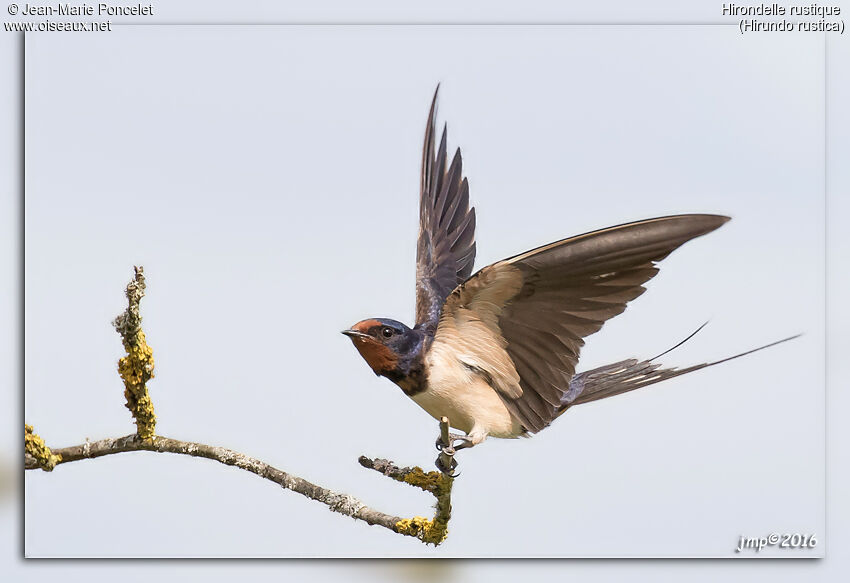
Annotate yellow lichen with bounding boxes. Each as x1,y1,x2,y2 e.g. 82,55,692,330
395,515,449,545
25,424,61,471
402,466,450,495
117,328,156,439
393,465,452,545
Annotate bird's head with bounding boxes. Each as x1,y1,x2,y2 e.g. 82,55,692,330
342,318,424,381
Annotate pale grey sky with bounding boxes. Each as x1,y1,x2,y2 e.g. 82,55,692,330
4,0,848,580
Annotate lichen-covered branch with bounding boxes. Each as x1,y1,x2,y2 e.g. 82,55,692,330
359,448,454,545
24,433,412,535
25,425,61,471
25,266,457,546
112,266,156,439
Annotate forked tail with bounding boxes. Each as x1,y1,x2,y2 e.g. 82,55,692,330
561,325,801,409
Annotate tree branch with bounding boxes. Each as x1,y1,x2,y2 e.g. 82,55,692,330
24,267,458,546
24,433,406,532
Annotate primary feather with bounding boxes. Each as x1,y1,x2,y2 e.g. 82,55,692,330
415,86,477,332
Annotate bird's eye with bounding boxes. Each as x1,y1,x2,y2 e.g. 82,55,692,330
381,327,394,338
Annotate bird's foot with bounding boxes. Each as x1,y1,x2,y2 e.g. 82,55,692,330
435,450,459,476
434,432,472,477
434,432,474,452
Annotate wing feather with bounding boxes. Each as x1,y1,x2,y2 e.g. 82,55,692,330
415,87,477,331
432,214,729,433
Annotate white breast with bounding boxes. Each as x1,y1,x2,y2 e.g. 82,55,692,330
411,341,523,442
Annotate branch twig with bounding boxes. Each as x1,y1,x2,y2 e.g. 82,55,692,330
359,417,455,544
437,415,456,474
111,266,155,439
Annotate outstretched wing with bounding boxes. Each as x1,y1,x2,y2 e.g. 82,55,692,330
415,87,476,331
431,214,729,433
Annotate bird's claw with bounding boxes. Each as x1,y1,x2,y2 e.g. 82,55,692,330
435,432,473,452
435,448,459,477
435,430,471,476
435,436,447,452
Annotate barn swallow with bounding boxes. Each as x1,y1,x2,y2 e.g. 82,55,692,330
343,88,796,473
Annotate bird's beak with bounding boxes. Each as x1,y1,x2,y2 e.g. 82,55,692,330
341,329,370,339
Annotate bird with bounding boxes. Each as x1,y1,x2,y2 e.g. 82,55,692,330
343,87,796,473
